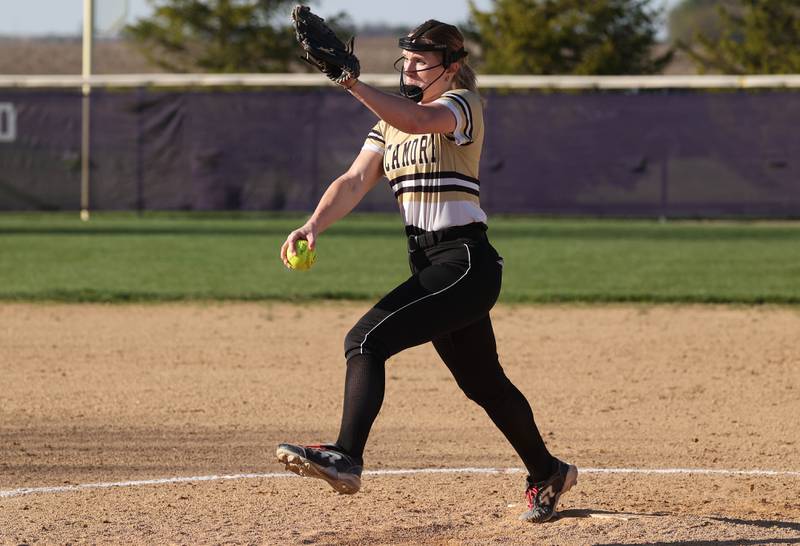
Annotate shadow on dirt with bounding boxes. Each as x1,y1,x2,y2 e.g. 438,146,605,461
558,508,670,520
709,516,800,533
592,514,800,546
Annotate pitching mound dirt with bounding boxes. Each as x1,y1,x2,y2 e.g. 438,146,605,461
1,303,798,544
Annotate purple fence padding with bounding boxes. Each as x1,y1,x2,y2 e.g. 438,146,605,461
0,88,797,215
0,90,82,210
482,92,799,215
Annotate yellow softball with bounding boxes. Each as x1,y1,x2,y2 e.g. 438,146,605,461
287,240,316,271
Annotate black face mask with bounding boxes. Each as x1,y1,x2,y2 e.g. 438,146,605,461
393,56,448,103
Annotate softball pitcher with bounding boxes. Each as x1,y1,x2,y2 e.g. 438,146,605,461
277,7,577,523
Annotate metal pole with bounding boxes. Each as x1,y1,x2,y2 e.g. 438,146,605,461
80,0,93,221
136,87,144,215
659,154,669,223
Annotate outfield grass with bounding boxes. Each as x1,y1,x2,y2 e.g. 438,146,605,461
0,212,798,304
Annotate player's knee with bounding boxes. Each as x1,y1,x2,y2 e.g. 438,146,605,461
344,325,387,361
344,327,362,359
460,375,513,408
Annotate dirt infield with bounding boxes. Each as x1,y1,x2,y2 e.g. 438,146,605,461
1,302,799,545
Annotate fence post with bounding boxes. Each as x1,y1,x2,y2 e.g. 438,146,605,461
135,87,144,215
659,153,669,223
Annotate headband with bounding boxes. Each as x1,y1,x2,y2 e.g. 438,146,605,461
398,20,468,68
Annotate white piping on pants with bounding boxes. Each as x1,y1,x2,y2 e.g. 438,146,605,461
360,243,472,355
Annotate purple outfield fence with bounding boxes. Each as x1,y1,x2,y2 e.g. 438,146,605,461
0,88,797,216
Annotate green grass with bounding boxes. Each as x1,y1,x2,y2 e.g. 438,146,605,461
1,212,798,304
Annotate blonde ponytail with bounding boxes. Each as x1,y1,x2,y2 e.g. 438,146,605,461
453,60,478,93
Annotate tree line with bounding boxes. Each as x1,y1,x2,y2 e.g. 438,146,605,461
125,0,800,75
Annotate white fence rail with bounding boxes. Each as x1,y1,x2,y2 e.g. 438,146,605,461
1,73,800,89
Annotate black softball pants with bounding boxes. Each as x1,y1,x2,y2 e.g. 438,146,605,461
336,225,554,481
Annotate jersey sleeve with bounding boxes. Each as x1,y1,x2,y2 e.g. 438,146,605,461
362,121,385,155
434,89,480,146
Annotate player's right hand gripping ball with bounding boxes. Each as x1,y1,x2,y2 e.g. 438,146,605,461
288,240,316,271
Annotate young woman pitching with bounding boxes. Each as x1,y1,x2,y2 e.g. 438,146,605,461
278,11,577,523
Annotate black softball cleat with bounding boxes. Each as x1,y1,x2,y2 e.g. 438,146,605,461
276,442,363,494
519,458,579,523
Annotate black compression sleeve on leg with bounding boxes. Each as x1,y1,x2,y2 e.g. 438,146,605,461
432,318,555,482
481,380,555,482
335,353,385,461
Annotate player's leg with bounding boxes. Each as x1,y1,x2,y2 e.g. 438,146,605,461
432,316,578,523
278,240,498,493
335,241,501,460
431,315,554,479
278,264,459,495
332,351,384,466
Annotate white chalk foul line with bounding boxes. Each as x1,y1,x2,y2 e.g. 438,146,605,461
1,466,799,499
0,473,291,499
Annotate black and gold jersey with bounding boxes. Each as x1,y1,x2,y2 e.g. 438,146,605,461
362,89,486,232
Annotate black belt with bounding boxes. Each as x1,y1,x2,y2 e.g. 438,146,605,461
406,222,488,252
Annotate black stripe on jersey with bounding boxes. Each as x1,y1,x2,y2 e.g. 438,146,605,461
443,132,473,145
451,94,473,141
367,131,385,144
441,133,473,145
443,92,473,141
389,170,480,188
394,184,480,198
